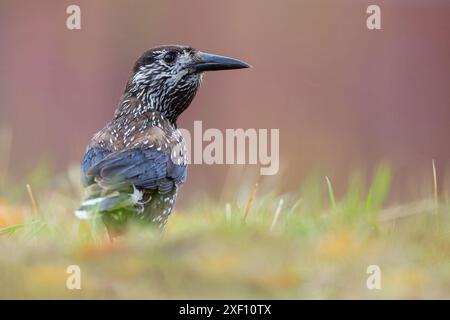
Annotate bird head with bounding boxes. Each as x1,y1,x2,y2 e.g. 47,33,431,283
121,45,250,123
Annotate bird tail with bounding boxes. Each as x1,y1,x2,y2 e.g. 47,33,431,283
75,184,146,220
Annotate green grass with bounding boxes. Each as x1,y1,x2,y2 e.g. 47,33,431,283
0,164,449,299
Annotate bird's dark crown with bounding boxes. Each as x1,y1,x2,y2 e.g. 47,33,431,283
131,45,195,73
114,45,250,124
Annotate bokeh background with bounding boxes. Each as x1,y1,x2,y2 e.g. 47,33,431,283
1,0,450,203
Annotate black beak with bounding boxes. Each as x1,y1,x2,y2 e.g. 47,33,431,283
192,51,251,72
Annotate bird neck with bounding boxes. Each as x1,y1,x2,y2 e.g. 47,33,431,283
113,71,202,125
113,90,182,125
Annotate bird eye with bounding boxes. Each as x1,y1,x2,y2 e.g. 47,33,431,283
163,51,177,64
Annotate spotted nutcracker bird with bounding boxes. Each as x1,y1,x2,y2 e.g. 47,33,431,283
76,45,249,235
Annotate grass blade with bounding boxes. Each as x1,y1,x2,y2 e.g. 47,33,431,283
0,223,25,236
432,159,438,215
325,176,337,212
270,199,284,232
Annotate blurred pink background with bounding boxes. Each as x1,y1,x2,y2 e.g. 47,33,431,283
1,0,450,201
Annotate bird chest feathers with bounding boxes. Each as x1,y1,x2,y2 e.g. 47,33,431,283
92,111,187,167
